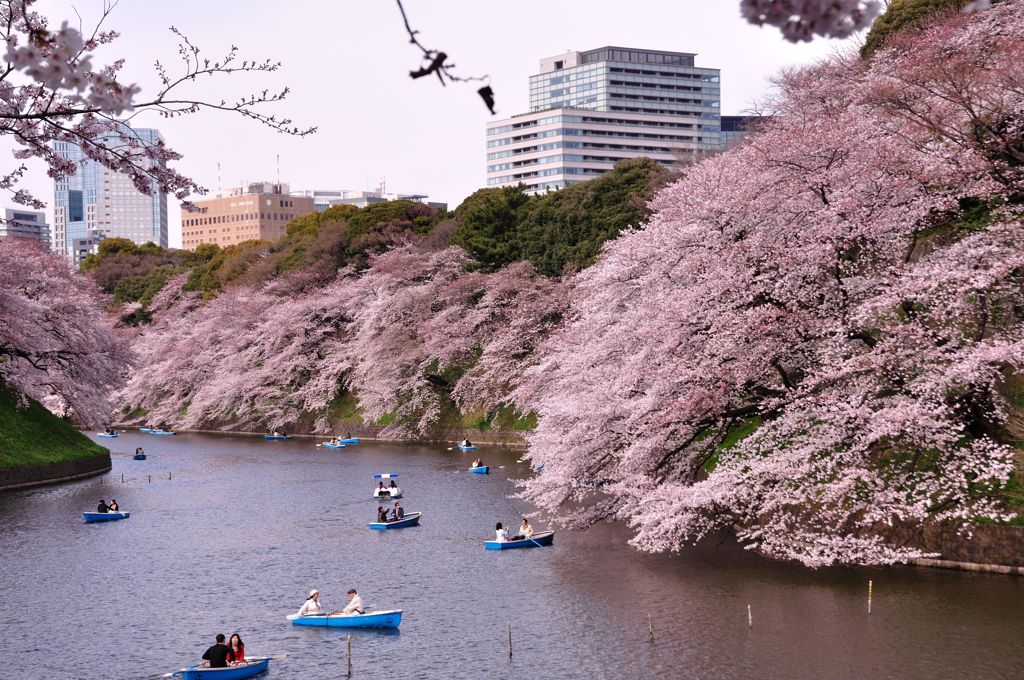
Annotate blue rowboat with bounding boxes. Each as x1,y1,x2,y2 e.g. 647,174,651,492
369,511,421,530
148,430,176,436
468,466,489,474
133,453,147,460
264,434,290,440
83,511,130,523
484,530,555,550
97,432,118,438
339,437,359,444
321,442,346,449
288,610,402,629
139,427,154,433
458,445,477,451
173,655,272,679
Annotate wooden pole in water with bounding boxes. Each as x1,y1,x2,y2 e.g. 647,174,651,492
748,604,752,628
508,621,512,660
648,612,654,641
148,474,151,483
346,634,352,678
169,472,172,480
121,473,124,483
868,580,873,615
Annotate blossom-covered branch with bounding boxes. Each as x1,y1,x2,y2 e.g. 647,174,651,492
0,0,314,209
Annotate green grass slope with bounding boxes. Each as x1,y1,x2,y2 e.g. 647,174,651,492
0,383,108,469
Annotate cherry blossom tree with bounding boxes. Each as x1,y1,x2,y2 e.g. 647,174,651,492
1,0,313,210
117,244,566,435
0,238,130,425
515,1,1024,567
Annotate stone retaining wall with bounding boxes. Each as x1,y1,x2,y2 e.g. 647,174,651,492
0,453,111,492
876,520,1024,571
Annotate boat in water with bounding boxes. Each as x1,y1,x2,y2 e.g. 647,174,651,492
321,441,346,449
484,530,555,550
372,473,402,499
263,434,290,441
338,437,359,444
468,465,489,474
171,655,272,679
369,511,421,530
97,431,118,438
457,444,477,451
287,610,403,629
83,511,130,523
146,429,176,436
133,453,147,461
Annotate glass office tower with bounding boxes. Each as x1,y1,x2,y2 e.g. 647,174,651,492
52,123,168,262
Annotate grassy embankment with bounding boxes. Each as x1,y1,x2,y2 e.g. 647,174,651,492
0,383,108,469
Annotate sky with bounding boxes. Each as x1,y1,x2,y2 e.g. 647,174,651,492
4,0,860,248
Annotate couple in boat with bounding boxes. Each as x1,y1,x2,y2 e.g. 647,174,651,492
201,633,245,668
376,501,405,523
326,432,354,446
297,588,364,617
495,518,534,542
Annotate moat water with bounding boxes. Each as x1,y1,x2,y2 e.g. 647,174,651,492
0,432,1021,679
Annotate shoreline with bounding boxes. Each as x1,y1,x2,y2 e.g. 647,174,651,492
111,424,530,448
0,453,112,492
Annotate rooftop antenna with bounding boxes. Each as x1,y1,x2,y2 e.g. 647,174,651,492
276,154,280,186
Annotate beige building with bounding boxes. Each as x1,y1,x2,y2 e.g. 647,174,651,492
181,182,314,250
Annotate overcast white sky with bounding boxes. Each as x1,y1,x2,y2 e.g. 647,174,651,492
4,0,860,247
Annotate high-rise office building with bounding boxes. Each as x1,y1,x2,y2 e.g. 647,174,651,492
1,208,50,244
52,123,168,261
486,46,721,193
180,182,314,251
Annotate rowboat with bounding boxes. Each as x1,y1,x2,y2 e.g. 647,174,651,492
133,453,147,460
148,429,176,436
97,432,118,438
372,473,402,499
369,511,421,530
458,444,477,451
287,610,403,629
83,511,130,523
264,434,290,440
338,437,359,444
139,427,154,433
172,655,272,679
469,465,489,474
484,530,555,550
321,442,346,449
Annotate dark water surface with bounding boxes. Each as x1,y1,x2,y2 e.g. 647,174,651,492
0,432,1022,680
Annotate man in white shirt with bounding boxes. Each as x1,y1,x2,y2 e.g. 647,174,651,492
342,589,364,615
297,589,322,616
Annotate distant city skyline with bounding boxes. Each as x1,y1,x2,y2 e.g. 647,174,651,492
2,0,857,248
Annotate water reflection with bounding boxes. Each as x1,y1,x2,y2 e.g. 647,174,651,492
0,432,1021,679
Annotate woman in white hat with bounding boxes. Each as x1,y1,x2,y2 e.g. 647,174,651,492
297,589,322,616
